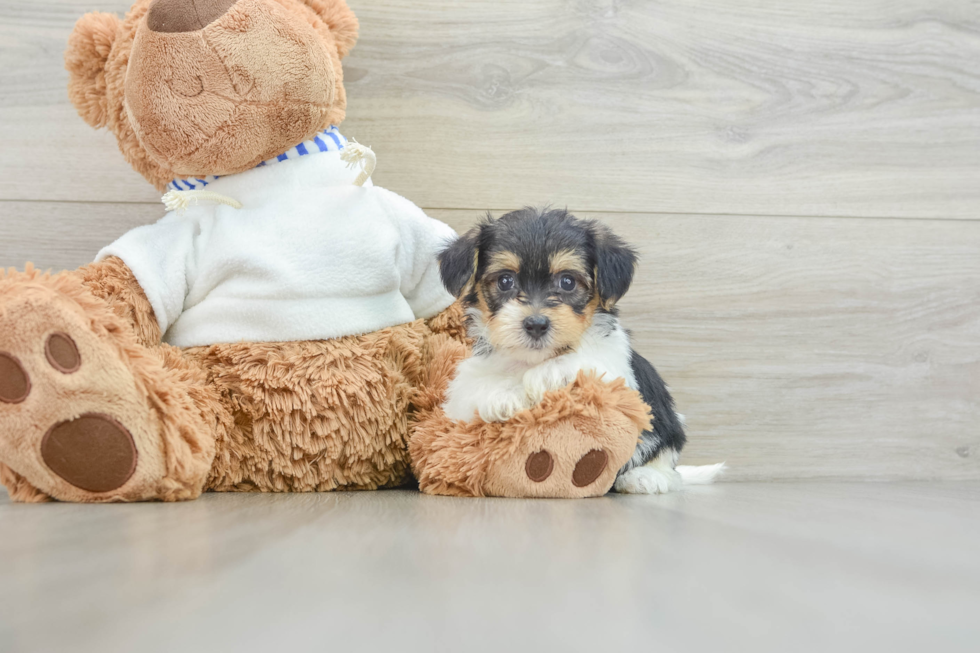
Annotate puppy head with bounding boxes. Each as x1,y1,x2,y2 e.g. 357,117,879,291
439,207,637,363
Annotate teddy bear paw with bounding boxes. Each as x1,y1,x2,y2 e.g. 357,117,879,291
0,279,169,501
523,448,610,487
481,443,617,498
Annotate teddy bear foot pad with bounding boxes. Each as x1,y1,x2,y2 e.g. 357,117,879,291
1,322,140,494
0,276,203,502
524,448,608,487
1,340,138,493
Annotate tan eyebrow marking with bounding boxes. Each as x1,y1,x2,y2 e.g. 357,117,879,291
486,251,521,275
549,249,588,276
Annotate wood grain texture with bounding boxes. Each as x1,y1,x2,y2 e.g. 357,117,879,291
3,200,978,481
0,201,155,272
1,484,979,653
1,0,979,217
435,209,980,481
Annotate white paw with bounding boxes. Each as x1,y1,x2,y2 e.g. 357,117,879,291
478,388,531,422
614,465,682,495
523,359,576,404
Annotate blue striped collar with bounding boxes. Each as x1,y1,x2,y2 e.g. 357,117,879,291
167,126,348,192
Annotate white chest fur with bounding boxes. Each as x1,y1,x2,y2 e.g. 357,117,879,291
442,314,637,423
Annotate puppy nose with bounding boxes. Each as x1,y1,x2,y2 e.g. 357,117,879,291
147,0,238,33
523,315,551,339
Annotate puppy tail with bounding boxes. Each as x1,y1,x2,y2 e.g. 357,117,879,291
677,463,726,485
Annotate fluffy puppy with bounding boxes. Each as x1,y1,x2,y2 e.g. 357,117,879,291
438,207,723,494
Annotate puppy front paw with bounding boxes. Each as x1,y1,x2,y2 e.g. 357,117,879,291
523,358,578,405
478,388,531,422
523,359,576,404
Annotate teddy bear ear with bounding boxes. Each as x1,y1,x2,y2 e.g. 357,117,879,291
65,12,121,129
303,0,359,59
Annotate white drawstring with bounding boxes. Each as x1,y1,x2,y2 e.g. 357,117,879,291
162,141,376,211
339,140,376,187
162,189,243,212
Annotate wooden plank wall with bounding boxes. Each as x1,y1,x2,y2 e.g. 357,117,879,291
1,0,978,480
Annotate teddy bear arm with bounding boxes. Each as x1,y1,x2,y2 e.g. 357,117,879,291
77,256,162,347
424,301,468,343
411,372,653,498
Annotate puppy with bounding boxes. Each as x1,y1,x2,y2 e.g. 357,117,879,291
438,207,723,494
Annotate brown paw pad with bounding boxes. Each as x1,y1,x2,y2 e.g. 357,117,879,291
0,352,31,404
572,449,608,488
525,450,554,483
41,414,137,493
45,333,81,374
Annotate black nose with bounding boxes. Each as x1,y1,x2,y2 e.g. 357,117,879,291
523,315,551,339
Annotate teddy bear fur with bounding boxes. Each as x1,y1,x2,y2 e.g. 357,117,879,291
0,258,466,502
0,0,649,502
410,332,652,498
65,0,358,191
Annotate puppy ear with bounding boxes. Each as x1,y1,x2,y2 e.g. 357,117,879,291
65,12,121,129
593,224,637,306
302,0,359,59
439,227,481,298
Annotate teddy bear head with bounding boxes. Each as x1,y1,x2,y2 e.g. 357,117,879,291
65,0,358,191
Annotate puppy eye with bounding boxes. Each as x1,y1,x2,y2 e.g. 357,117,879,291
497,273,515,291
559,274,576,291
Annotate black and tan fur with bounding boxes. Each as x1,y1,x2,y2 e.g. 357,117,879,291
439,207,688,484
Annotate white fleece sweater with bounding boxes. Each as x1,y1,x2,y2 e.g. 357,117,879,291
97,137,456,348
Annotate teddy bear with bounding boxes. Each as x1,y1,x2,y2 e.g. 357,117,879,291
0,0,650,503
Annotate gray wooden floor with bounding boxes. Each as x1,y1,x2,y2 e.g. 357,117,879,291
1,2,979,650
1,484,978,653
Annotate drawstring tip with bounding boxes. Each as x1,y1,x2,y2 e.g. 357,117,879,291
339,140,377,187
162,189,243,212
162,190,190,212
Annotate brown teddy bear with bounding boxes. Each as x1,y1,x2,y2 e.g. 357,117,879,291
0,0,649,503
